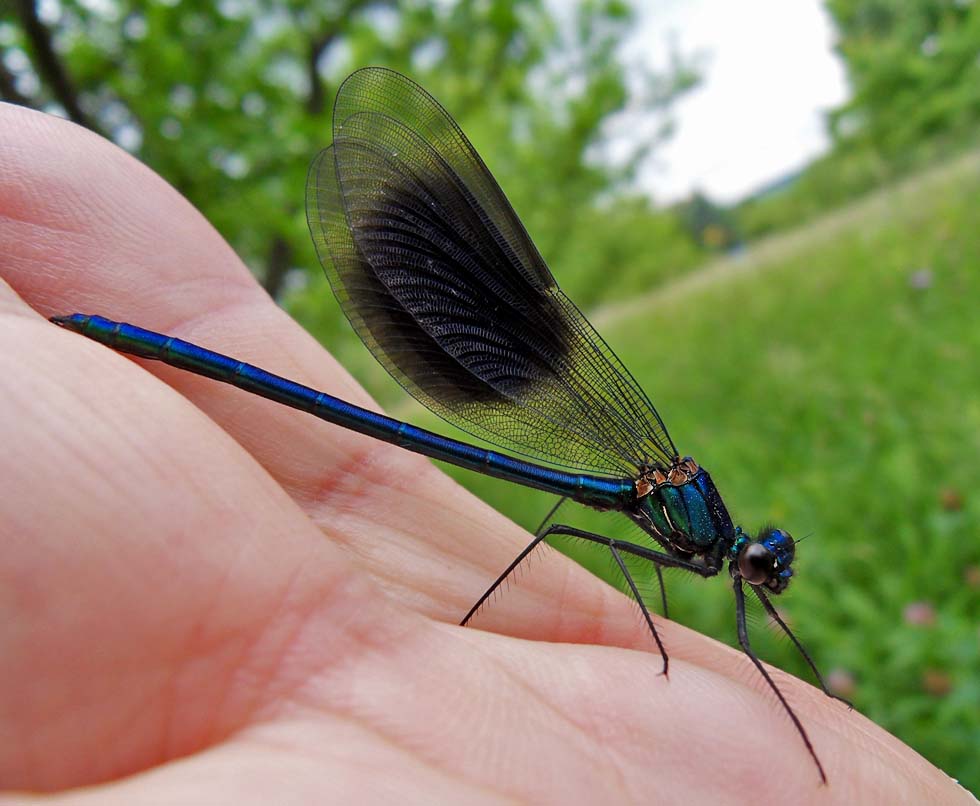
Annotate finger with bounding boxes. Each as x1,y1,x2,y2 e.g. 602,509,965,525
0,103,638,638
6,621,967,804
473,628,966,803
0,284,392,789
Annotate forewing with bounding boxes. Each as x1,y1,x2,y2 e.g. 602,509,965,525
306,67,676,475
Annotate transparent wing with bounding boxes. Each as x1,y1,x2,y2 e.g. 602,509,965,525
306,67,676,475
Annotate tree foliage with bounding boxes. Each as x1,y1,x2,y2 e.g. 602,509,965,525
827,0,980,158
1,0,701,328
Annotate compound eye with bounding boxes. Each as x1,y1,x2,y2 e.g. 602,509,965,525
738,542,774,585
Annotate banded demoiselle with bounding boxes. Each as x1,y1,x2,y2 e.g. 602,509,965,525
52,67,845,783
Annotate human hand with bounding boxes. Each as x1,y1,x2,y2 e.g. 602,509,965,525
0,103,970,804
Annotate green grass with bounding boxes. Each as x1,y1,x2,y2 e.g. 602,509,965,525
593,165,980,790
294,155,980,791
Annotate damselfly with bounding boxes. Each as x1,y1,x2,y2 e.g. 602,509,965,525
53,67,844,783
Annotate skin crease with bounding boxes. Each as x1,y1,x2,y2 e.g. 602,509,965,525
0,102,972,806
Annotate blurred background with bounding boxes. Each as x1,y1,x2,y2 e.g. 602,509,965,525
3,0,978,792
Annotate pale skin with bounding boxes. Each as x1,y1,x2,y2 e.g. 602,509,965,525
0,102,971,805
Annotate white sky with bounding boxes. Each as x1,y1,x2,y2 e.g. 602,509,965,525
619,0,850,203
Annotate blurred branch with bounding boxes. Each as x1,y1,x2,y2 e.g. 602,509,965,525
306,0,392,115
307,31,338,116
0,52,34,107
263,234,293,300
293,0,392,299
14,0,102,133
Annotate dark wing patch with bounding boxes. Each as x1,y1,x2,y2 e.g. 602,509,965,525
306,67,676,474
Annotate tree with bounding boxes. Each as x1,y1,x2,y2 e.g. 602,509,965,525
1,0,697,313
826,0,980,159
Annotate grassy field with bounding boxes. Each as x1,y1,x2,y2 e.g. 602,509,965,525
298,153,980,791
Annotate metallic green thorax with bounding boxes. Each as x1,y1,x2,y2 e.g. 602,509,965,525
634,464,736,564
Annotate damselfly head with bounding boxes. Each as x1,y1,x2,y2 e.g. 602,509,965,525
733,526,796,594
